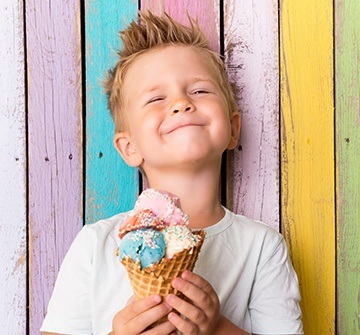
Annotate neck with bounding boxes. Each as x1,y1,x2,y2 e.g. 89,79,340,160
145,164,225,229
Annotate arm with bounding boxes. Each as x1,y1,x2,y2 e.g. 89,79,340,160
212,315,250,335
213,317,299,335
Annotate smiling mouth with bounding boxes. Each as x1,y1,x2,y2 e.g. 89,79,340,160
166,123,203,134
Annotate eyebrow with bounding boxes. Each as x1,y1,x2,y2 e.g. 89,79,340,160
190,76,215,85
138,76,216,100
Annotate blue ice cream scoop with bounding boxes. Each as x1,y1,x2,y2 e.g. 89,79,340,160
119,228,166,269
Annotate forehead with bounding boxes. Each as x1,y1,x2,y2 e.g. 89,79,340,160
122,45,219,93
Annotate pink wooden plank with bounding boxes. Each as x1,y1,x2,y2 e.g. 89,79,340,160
224,0,280,230
26,1,83,333
141,0,220,52
0,0,26,333
140,1,221,193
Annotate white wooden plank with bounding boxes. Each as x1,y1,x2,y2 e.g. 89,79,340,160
0,0,27,334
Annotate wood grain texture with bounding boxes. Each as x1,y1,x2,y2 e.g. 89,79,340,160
141,0,220,52
224,0,280,230
335,0,360,332
85,0,139,224
0,0,26,333
280,0,335,333
139,0,220,193
26,1,83,333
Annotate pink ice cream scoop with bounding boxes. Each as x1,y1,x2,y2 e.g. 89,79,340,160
118,189,189,238
134,189,189,226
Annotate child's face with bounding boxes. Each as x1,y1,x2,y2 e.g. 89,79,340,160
115,45,239,174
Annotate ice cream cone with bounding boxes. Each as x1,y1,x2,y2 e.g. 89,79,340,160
121,229,206,300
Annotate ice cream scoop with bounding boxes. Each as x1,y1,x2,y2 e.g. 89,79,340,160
162,225,199,258
134,188,189,226
119,189,189,239
119,228,166,269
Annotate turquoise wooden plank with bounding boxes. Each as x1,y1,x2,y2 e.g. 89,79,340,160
0,0,26,333
26,0,83,333
85,0,139,224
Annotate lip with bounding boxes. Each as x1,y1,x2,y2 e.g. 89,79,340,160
162,119,207,134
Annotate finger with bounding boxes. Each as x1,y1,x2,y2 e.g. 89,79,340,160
126,295,136,306
142,319,176,335
123,295,162,321
168,311,199,335
181,271,215,296
171,276,214,310
114,301,172,334
129,302,173,332
166,293,207,324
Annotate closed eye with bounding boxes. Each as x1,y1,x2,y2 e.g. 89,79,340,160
192,89,210,95
147,96,165,104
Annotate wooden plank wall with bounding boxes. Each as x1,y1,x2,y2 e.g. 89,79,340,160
280,1,336,333
335,0,360,333
25,0,83,333
0,0,359,334
0,0,27,333
85,0,139,224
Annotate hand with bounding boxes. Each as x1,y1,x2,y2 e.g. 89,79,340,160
111,295,176,335
165,271,220,335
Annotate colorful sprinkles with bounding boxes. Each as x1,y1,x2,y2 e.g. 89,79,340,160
118,189,200,268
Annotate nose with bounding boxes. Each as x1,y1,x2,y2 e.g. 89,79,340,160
171,98,195,114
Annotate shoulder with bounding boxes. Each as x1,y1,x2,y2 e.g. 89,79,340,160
84,211,131,237
204,208,286,263
67,211,131,256
206,207,283,244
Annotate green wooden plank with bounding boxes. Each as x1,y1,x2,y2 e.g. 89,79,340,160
335,0,360,333
85,0,139,224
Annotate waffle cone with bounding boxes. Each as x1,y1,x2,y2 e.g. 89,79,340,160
121,229,206,300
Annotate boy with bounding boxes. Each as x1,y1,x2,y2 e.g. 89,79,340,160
41,11,303,335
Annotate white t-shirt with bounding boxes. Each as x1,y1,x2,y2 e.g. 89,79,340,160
41,208,303,335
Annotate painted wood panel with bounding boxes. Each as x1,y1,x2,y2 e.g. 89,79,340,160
280,1,335,334
25,1,83,333
2,0,360,333
335,0,360,332
141,0,220,53
223,0,279,230
0,1,27,334
85,0,139,224
140,0,220,193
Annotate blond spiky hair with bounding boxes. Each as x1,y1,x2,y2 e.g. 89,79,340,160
104,10,238,132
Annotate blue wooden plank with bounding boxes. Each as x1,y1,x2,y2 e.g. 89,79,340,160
85,0,139,224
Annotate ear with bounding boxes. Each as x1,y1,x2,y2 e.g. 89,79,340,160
227,112,241,150
113,132,143,167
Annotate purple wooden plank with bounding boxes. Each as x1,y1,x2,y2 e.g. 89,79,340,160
224,0,280,230
26,1,83,333
0,0,26,333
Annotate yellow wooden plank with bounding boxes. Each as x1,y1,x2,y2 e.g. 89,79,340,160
280,1,335,334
